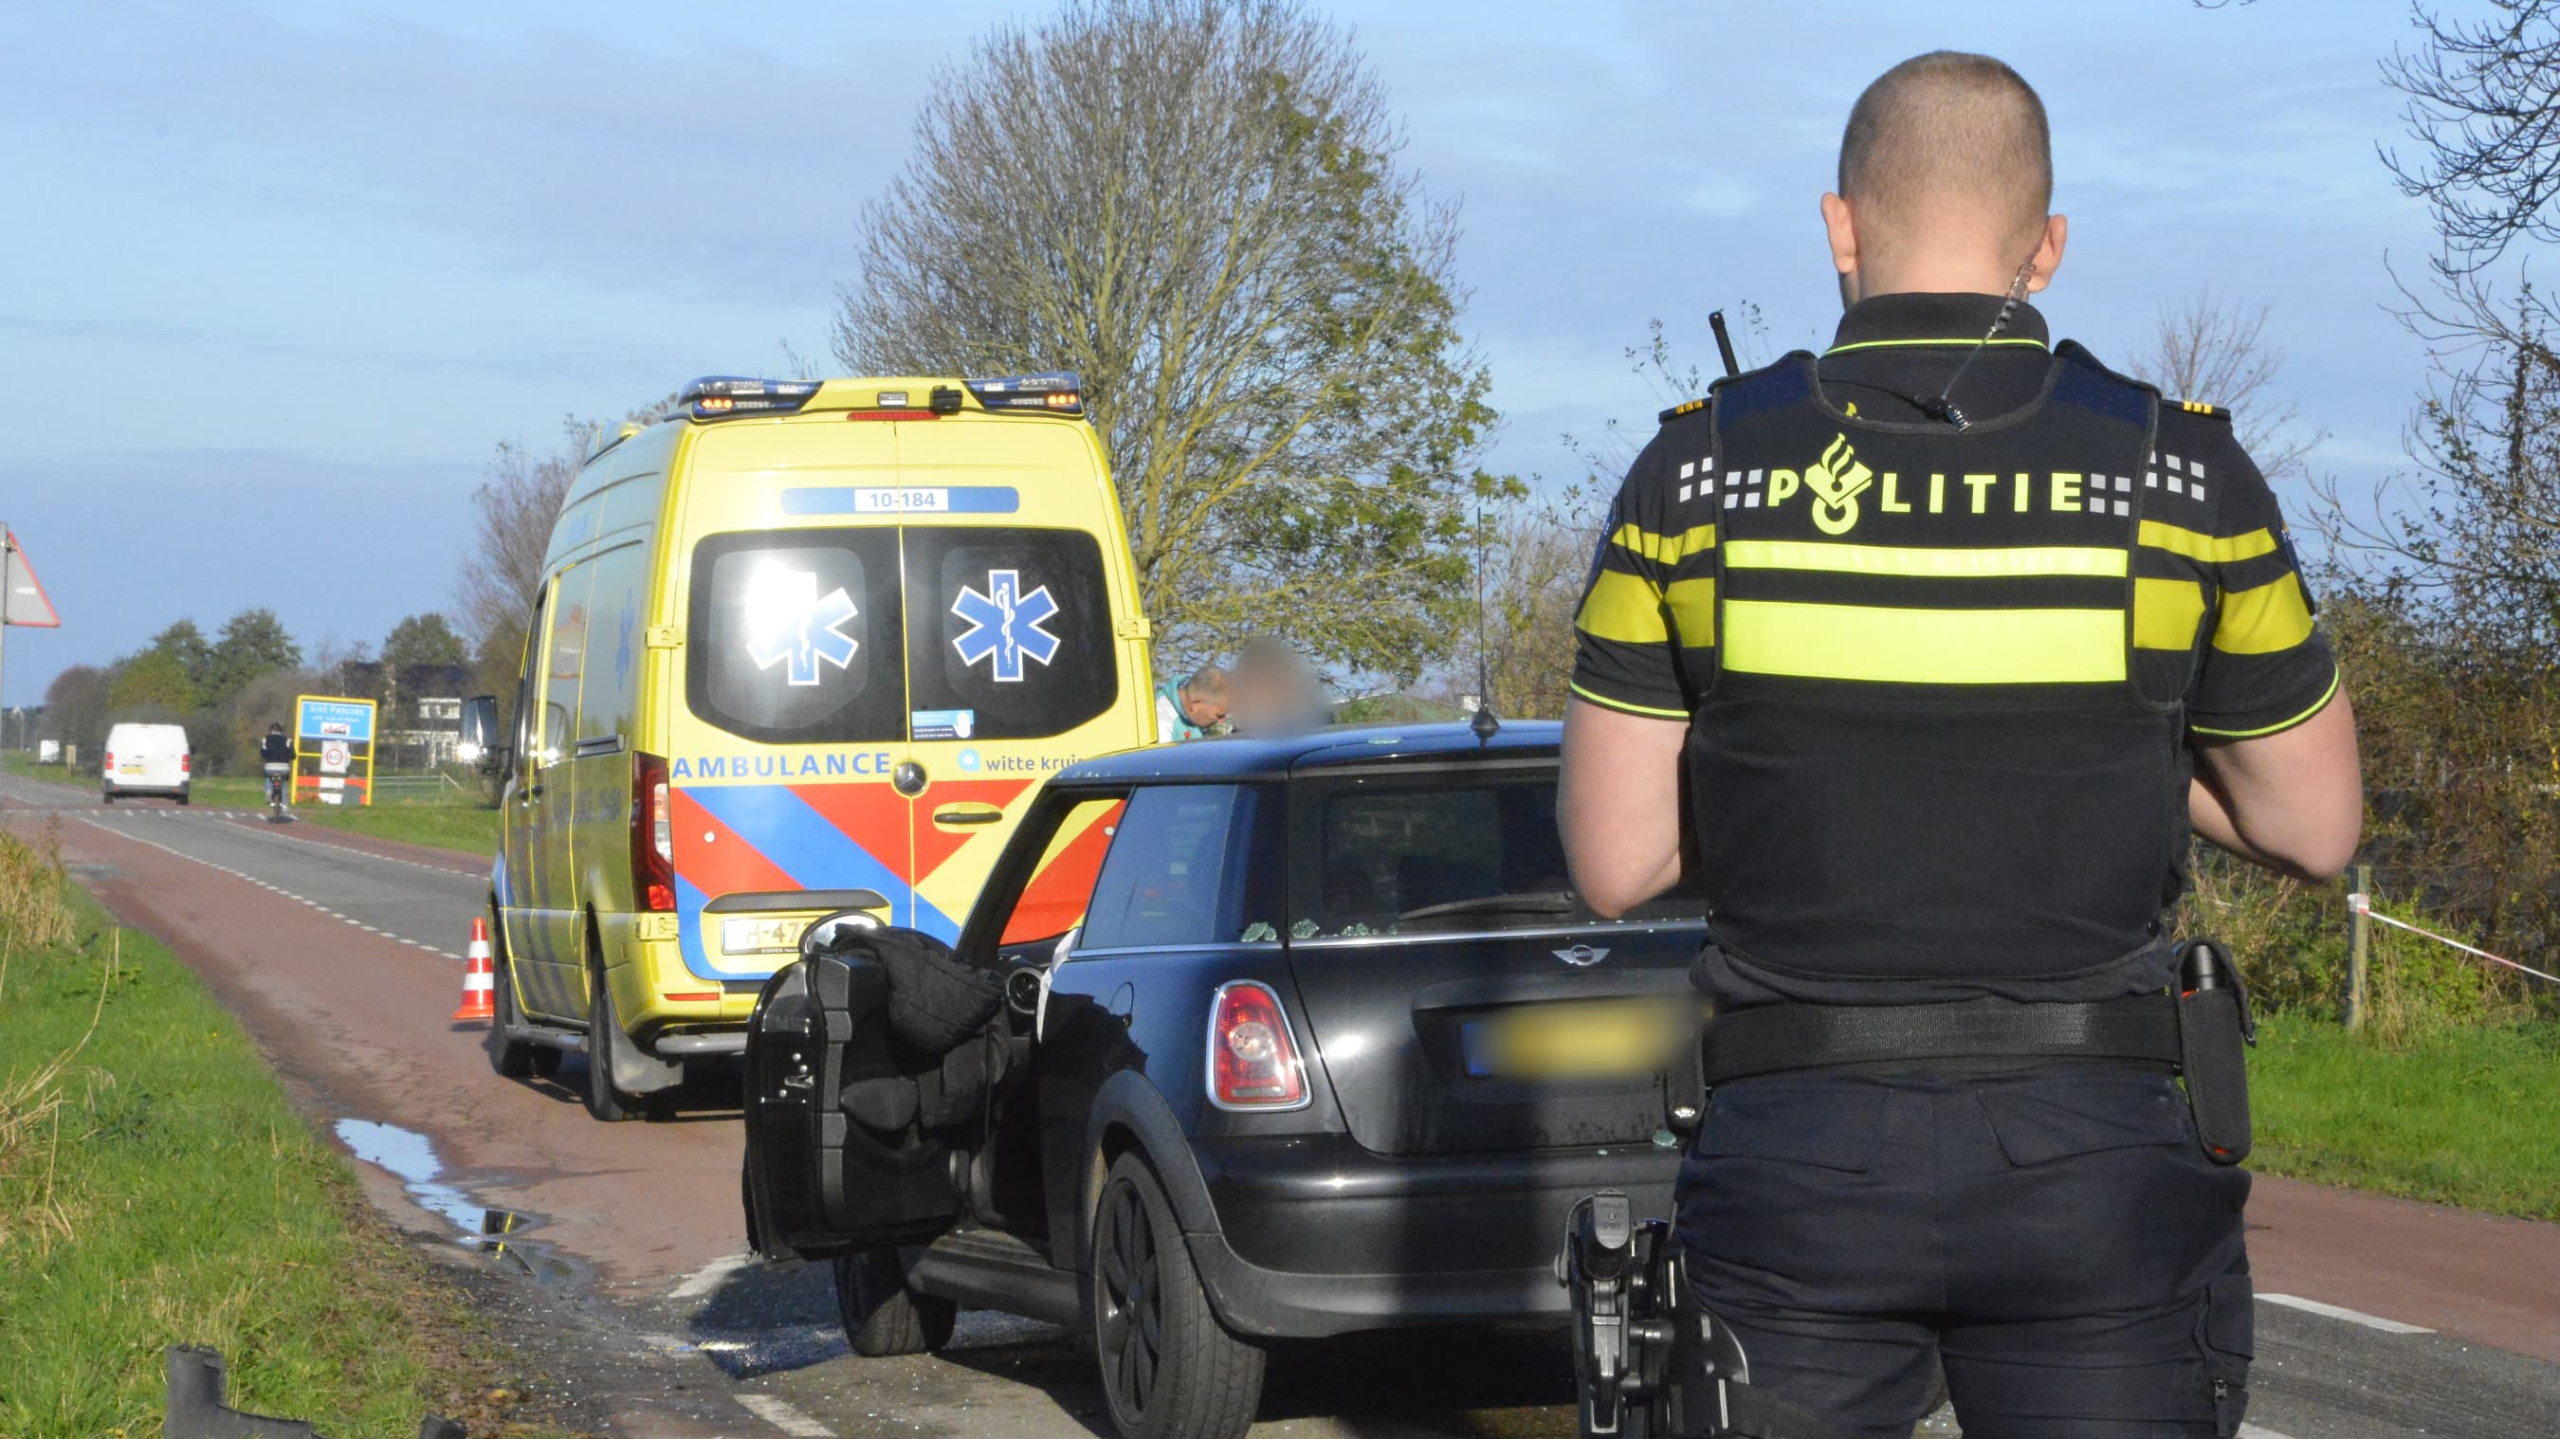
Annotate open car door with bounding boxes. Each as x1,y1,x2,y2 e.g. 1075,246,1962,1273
741,945,966,1260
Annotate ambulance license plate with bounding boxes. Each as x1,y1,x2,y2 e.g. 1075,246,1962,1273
722,916,808,956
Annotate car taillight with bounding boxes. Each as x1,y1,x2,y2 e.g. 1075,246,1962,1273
180,754,192,774
1207,981,1307,1111
633,751,674,912
103,752,114,770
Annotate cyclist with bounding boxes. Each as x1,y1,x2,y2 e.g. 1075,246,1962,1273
259,723,295,813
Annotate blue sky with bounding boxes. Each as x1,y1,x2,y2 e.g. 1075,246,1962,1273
0,0,2442,706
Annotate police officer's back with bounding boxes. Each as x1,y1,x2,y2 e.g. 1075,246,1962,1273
1559,50,2362,1439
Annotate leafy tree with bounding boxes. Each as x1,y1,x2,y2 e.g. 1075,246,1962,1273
381,613,469,671
108,649,195,714
200,608,302,710
147,618,213,689
42,664,110,750
833,0,1513,680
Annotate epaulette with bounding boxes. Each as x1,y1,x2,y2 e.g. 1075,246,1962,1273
1657,396,1709,425
2169,399,2230,423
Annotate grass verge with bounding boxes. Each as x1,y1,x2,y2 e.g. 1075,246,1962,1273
2250,1009,2560,1222
0,826,564,1437
294,803,500,858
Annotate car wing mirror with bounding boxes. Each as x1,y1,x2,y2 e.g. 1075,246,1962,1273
457,694,505,767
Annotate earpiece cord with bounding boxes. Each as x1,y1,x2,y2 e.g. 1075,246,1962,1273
1912,254,2039,431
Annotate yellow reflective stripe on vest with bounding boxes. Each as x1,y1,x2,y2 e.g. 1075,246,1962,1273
2213,573,2315,654
1576,568,1669,644
1722,601,2125,684
1724,539,2127,579
1665,577,1716,645
2138,521,2276,565
2133,577,2208,651
1612,522,1718,567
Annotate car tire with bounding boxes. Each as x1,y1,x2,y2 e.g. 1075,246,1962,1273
100,789,113,804
584,960,635,1122
834,1248,957,1357
1091,1152,1263,1439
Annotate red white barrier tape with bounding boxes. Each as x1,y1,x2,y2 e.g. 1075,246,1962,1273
2348,892,2560,987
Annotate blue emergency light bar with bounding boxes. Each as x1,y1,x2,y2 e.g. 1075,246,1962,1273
678,376,823,420
966,371,1084,416
675,372,1084,421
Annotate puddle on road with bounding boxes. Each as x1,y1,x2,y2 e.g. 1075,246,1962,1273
333,1117,578,1284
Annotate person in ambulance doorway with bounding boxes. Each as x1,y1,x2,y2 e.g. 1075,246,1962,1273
1154,662,1229,742
1559,51,2363,1439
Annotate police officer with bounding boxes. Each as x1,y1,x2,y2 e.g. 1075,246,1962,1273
1559,51,2363,1439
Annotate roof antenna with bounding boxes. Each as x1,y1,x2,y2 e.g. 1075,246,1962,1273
1470,494,1500,743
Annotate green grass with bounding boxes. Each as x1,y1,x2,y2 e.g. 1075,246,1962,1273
2250,1009,2560,1221
0,876,561,1437
295,802,500,857
5,753,498,857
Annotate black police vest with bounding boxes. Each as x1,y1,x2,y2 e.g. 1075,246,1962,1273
1690,343,2187,1001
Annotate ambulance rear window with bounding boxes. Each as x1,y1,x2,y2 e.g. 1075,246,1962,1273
686,529,906,745
904,527,1119,741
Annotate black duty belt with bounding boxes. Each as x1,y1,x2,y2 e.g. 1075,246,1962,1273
1700,994,2183,1085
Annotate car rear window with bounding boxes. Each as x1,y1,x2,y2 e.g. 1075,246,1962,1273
1079,785,1281,950
903,526,1118,741
686,529,907,745
1289,768,1706,939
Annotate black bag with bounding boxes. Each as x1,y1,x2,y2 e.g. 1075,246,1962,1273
811,924,1004,1058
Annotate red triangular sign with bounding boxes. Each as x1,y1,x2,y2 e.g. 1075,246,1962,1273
4,530,59,627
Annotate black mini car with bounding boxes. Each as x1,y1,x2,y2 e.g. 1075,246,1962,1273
742,721,1704,1439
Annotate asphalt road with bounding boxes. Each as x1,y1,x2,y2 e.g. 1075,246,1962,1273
10,774,2559,1439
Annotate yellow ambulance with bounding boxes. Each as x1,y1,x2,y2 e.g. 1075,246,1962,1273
465,373,1156,1119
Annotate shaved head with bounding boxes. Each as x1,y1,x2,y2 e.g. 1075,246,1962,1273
1838,51,2052,274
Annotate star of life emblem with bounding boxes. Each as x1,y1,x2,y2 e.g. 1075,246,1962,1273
743,567,859,686
951,569,1062,682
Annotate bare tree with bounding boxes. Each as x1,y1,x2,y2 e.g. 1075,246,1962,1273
2383,0,2560,274
454,420,585,705
833,0,1508,681
2131,290,2326,482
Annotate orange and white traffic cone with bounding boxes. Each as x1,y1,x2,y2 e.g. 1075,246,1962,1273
453,917,496,1022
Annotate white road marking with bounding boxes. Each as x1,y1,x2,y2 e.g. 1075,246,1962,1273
736,1394,836,1438
71,816,461,962
209,810,483,878
2259,1293,2436,1334
669,1251,757,1301
2239,1425,2297,1439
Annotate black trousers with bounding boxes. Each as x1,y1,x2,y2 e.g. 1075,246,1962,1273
1675,1063,2252,1439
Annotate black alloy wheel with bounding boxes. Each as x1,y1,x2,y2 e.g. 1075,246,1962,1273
1091,1153,1262,1439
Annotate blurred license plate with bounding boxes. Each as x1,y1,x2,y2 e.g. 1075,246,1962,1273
721,916,808,955
120,764,144,775
1462,1000,1685,1079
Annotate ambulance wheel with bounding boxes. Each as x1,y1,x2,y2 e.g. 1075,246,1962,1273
1092,1152,1263,1439
835,1249,956,1357
584,960,636,1122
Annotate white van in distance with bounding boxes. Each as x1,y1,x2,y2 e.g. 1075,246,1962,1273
102,722,191,805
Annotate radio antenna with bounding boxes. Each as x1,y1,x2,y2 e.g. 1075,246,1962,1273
1710,309,1741,379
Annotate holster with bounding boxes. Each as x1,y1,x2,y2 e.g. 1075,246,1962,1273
2174,939,2256,1165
